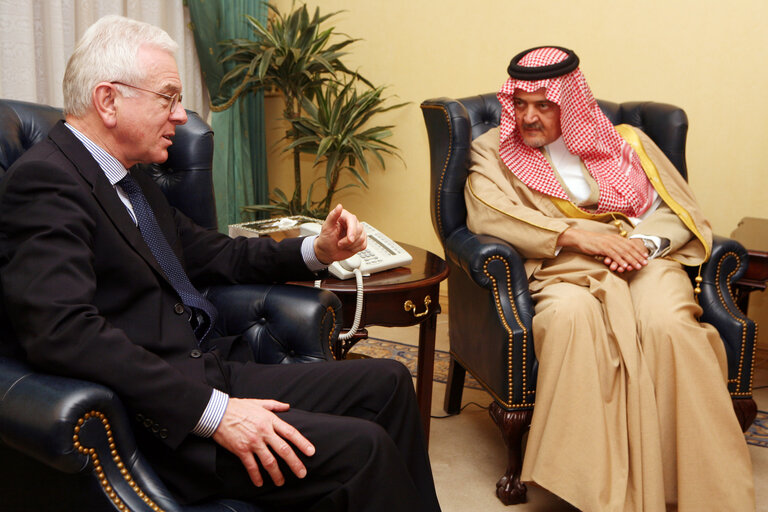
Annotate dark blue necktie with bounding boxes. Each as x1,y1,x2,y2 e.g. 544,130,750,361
118,173,218,343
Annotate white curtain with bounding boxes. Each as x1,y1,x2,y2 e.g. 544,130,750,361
0,0,208,118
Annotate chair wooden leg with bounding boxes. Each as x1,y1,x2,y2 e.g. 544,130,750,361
443,357,466,415
733,397,757,432
489,402,533,505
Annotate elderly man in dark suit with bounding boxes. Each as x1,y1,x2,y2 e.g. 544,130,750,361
0,14,441,512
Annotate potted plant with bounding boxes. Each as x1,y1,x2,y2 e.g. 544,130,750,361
218,1,405,219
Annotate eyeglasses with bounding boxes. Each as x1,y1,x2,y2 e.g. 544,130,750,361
111,81,182,113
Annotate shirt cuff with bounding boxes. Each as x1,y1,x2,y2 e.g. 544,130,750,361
301,235,328,272
192,388,229,438
629,234,669,259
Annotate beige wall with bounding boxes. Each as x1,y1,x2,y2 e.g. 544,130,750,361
264,0,768,323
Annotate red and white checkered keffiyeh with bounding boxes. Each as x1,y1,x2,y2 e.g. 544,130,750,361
497,47,654,217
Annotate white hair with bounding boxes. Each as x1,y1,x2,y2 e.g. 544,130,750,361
63,15,178,117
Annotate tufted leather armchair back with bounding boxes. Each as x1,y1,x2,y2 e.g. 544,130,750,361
0,100,63,172
0,98,217,230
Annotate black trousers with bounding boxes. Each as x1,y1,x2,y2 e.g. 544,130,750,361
202,354,442,512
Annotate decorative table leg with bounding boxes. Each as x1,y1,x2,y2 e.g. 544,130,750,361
489,402,533,505
416,312,438,446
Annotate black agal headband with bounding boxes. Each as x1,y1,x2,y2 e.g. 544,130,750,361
507,46,580,80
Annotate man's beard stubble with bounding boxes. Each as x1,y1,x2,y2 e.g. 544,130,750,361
521,122,546,148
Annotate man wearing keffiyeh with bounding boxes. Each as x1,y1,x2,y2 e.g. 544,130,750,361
465,46,754,511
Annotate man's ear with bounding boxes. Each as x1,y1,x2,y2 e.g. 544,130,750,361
92,83,118,128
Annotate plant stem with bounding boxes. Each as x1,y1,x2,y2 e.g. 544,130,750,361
284,94,303,214
291,146,302,213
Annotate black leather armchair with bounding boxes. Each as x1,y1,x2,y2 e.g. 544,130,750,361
421,93,756,505
0,99,343,511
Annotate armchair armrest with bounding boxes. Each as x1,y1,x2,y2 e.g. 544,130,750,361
444,226,537,408
445,226,534,326
695,235,756,396
0,357,186,512
205,284,342,364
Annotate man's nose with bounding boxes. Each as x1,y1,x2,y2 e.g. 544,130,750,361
521,106,538,124
170,103,188,125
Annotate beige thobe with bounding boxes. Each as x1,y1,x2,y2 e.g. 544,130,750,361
465,126,754,511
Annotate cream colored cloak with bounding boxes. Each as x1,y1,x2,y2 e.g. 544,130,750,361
465,126,754,512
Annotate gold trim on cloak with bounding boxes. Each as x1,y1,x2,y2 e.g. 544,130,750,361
549,124,711,261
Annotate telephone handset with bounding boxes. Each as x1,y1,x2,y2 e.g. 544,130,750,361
300,222,412,341
299,222,413,279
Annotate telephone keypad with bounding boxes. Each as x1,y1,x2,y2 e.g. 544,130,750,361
358,248,383,266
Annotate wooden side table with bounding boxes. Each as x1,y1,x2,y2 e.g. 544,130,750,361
292,243,449,443
731,217,768,313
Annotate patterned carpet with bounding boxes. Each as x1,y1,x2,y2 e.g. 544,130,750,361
350,337,482,390
351,337,768,447
747,411,768,447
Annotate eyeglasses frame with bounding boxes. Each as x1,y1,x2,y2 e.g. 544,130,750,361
110,81,182,113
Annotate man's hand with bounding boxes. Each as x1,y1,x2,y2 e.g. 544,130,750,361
212,398,315,488
558,228,649,273
313,204,368,265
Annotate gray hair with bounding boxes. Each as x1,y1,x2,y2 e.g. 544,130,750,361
63,15,178,117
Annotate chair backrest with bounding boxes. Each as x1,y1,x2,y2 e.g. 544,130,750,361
420,93,689,245
0,98,218,230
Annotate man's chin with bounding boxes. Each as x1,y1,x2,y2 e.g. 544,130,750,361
152,149,170,164
521,137,546,149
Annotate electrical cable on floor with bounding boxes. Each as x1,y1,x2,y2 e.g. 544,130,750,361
431,401,489,419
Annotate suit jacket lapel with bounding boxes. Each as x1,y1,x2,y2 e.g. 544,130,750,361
47,122,170,282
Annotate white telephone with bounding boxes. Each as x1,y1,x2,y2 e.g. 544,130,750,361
299,222,413,279
300,221,412,341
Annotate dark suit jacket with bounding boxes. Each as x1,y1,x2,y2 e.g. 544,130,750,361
0,122,319,483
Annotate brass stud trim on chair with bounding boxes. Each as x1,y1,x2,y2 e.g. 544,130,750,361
420,103,453,242
450,350,531,410
325,305,338,360
714,251,754,396
483,255,534,409
74,410,166,512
